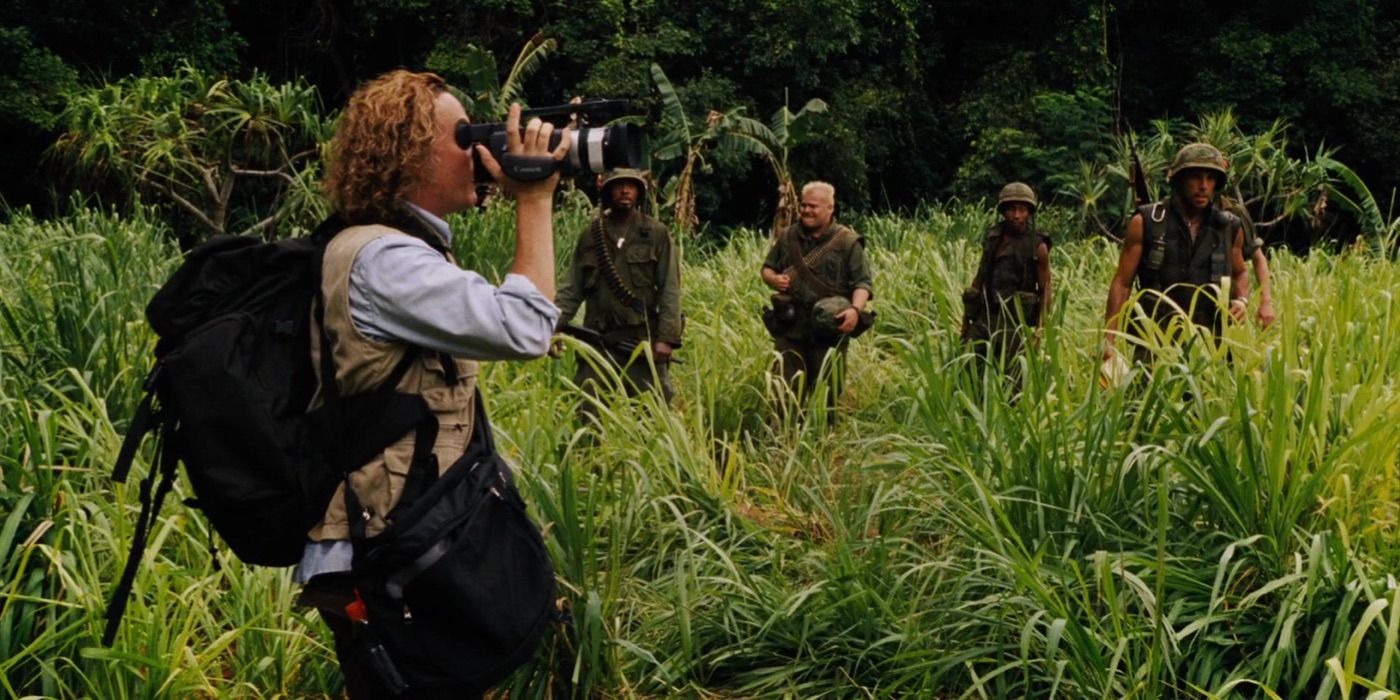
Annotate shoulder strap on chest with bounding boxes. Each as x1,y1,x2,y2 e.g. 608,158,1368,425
1208,208,1239,278
589,217,646,313
1140,202,1169,272
785,225,850,298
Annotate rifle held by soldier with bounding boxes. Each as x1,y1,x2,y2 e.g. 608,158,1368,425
554,323,680,364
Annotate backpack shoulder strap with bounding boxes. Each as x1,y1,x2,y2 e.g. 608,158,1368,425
1209,207,1240,278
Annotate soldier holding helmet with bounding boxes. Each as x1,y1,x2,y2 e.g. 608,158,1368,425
760,181,874,412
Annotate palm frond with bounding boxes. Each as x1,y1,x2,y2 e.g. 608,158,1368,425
1318,156,1386,236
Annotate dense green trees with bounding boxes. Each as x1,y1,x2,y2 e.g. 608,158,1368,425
51,66,331,244
2,0,1397,229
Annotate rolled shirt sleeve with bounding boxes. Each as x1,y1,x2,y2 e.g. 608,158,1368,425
762,239,786,271
348,235,560,360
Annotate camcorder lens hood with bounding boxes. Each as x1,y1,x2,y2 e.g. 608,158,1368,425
456,99,642,183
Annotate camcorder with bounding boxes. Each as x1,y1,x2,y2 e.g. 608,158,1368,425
456,99,642,183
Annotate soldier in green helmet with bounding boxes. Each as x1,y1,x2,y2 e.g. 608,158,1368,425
555,168,683,410
961,182,1053,367
760,181,874,413
1103,142,1250,362
1219,194,1278,328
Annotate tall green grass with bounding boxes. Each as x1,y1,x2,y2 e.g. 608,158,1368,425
1,201,1396,698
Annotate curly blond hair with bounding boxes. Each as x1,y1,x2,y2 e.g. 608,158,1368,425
324,70,446,223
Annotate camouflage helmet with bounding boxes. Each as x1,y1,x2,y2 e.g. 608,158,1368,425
997,182,1037,211
811,296,852,335
1167,143,1229,184
601,168,648,196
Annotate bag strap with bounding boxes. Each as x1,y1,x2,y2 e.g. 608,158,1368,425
784,225,852,298
111,372,158,484
102,420,179,645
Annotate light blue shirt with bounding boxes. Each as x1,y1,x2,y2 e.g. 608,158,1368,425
348,203,560,359
295,203,559,583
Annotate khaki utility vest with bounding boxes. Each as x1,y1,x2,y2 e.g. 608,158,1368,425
308,225,478,540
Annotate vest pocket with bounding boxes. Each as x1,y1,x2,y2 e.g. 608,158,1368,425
623,244,657,288
417,355,478,466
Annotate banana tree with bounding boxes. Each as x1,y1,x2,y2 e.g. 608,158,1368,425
650,63,826,236
427,32,557,120
766,92,827,237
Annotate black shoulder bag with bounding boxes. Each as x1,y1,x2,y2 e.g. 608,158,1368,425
345,390,556,695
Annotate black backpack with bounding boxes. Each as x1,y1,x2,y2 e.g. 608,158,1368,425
103,220,434,645
348,390,557,695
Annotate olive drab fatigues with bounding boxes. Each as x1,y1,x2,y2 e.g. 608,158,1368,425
555,211,683,404
1134,199,1241,333
761,222,874,407
963,223,1049,363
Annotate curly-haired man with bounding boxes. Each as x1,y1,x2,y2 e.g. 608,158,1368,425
299,69,568,698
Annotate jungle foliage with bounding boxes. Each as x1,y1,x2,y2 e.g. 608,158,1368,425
2,0,1398,229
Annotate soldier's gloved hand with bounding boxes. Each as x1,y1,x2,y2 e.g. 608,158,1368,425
836,307,859,334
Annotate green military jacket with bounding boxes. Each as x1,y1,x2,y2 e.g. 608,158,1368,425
555,211,684,347
762,221,874,307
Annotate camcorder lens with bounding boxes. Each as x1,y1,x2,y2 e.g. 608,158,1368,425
455,107,642,183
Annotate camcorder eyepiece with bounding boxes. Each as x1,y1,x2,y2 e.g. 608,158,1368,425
455,99,642,183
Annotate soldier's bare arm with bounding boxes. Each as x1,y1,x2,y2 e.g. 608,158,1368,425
1227,226,1249,323
761,266,791,291
1252,248,1275,327
1104,213,1145,358
834,288,871,333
